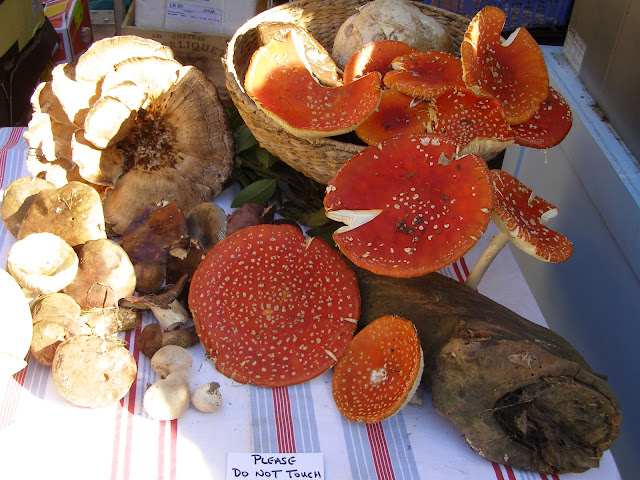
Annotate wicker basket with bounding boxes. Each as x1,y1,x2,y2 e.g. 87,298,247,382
223,0,473,184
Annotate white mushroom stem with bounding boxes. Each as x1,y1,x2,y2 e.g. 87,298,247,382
464,231,510,290
150,299,190,331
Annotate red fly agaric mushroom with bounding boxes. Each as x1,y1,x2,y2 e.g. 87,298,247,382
511,86,573,149
383,50,465,101
355,89,430,146
429,87,514,159
332,315,423,423
324,133,493,277
188,223,360,388
244,30,383,139
460,6,549,125
465,169,573,290
343,40,419,84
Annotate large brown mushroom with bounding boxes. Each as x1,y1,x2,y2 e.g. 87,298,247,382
460,6,549,125
244,30,383,139
465,169,573,290
324,133,493,277
332,315,423,423
188,223,360,387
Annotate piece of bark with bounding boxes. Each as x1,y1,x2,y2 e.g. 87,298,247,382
353,265,621,474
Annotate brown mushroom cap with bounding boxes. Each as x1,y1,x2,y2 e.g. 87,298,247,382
188,223,360,388
332,315,423,423
355,89,430,146
512,86,573,149
384,50,465,101
490,169,573,262
343,40,419,84
324,133,493,277
244,30,383,138
17,181,106,248
460,6,549,124
0,176,55,237
429,87,514,158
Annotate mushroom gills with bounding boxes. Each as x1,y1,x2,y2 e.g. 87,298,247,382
326,209,383,234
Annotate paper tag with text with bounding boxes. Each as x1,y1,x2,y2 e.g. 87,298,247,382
226,452,324,479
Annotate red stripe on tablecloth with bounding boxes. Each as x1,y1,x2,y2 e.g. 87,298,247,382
366,422,395,480
452,260,465,284
459,257,470,278
170,419,178,480
0,358,29,430
540,475,549,480
505,465,517,480
492,463,505,480
158,420,179,480
0,127,25,185
273,387,296,453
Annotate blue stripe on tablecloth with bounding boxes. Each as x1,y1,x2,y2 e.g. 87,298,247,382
384,414,421,480
341,414,377,479
251,385,277,452
288,381,320,453
22,356,49,400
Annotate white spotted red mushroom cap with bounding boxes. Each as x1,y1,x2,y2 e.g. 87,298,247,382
383,50,465,101
461,6,549,125
188,224,360,388
332,315,423,423
512,86,573,149
490,169,573,262
244,30,383,138
429,87,514,158
324,133,493,277
343,40,419,84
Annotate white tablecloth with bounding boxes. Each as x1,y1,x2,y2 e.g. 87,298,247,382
0,127,621,480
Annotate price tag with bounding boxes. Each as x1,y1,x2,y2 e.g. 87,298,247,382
226,453,324,479
166,2,223,26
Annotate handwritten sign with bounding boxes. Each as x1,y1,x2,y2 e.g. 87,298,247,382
226,453,324,479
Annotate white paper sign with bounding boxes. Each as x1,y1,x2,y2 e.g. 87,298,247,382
166,2,223,26
226,453,324,479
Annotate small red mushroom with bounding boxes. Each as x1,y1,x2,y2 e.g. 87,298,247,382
465,169,573,290
324,133,493,277
429,87,514,158
244,30,382,138
188,224,360,387
343,40,419,84
355,89,430,146
511,86,573,149
332,315,423,423
383,50,465,101
460,6,549,125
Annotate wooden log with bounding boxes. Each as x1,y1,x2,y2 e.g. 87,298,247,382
353,266,621,474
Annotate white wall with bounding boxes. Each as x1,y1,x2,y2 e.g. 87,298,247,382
501,47,640,480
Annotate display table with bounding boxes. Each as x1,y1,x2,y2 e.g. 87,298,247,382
0,127,621,480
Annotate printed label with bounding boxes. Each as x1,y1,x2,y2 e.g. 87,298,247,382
166,2,223,25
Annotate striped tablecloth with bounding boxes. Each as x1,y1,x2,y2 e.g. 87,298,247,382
0,128,621,480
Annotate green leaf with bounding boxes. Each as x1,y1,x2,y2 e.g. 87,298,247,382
256,148,279,169
298,208,330,227
234,124,258,153
231,179,277,208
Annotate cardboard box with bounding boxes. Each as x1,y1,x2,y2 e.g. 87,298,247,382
1,0,46,58
121,0,245,104
44,0,93,64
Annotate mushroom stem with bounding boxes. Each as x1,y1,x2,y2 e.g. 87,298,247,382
464,231,510,290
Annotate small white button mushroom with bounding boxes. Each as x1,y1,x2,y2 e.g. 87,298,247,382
143,372,191,421
150,344,192,378
191,381,223,413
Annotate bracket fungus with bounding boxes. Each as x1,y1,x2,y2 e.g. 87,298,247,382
324,133,493,277
460,6,549,125
465,169,573,290
244,30,383,139
23,35,234,236
383,50,465,101
188,224,360,387
332,315,423,423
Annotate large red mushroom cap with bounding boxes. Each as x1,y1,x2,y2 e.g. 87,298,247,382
244,30,382,138
491,169,573,262
343,40,419,84
383,51,465,101
429,87,514,158
355,89,430,146
512,86,573,149
188,224,360,387
461,6,549,124
332,315,423,423
324,133,493,277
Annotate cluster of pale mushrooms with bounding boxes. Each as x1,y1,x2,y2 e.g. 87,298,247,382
0,34,235,416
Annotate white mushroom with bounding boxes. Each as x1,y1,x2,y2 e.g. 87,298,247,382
150,344,192,378
143,372,191,420
191,381,223,413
